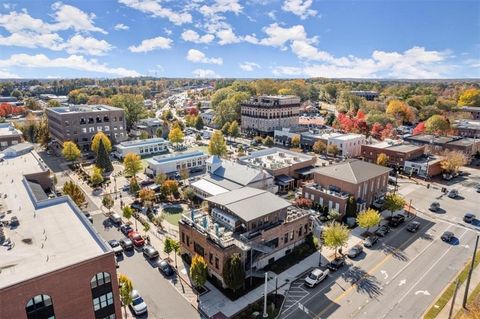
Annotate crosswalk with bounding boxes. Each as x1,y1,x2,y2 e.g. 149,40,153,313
281,279,309,314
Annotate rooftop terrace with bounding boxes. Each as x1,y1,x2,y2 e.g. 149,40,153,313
48,104,121,114
239,147,314,170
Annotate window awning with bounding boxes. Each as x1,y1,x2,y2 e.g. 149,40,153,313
295,166,316,176
276,174,294,185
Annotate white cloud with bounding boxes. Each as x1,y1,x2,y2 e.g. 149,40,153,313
0,53,140,77
118,0,192,25
0,11,52,33
0,69,19,78
50,2,107,34
181,30,214,44
192,68,220,78
62,34,113,56
129,36,172,53
272,66,303,76
282,0,317,19
290,40,333,61
187,49,223,65
216,28,240,45
199,0,243,16
163,28,172,36
239,61,261,71
114,23,129,30
259,23,314,49
267,10,276,20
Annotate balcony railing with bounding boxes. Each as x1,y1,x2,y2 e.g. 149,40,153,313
304,183,350,200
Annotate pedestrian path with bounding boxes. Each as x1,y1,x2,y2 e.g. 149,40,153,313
281,279,309,312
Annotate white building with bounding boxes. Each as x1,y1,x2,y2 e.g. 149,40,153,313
327,133,365,157
145,150,208,176
114,138,169,159
200,109,215,127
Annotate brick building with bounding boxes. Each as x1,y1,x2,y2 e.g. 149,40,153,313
179,187,310,287
241,95,301,135
303,160,391,215
46,104,127,152
361,140,425,168
404,134,480,160
0,149,121,319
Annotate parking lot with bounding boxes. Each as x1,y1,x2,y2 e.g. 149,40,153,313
91,213,200,319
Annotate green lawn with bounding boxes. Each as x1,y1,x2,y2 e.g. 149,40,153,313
162,205,184,226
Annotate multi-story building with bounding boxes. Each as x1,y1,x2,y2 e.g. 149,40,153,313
131,118,165,138
239,148,317,192
0,148,121,319
145,150,209,176
404,134,480,160
191,156,277,199
461,106,480,120
0,123,22,150
179,187,310,287
114,137,169,159
453,119,480,138
327,133,365,157
303,159,391,214
241,95,301,135
361,139,425,168
46,104,127,151
200,109,215,127
350,90,379,101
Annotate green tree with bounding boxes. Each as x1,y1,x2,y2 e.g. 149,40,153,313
90,166,104,187
47,99,61,107
208,131,227,156
195,115,204,130
25,98,41,110
183,187,196,202
123,152,143,177
154,172,167,185
130,176,140,194
221,122,230,136
228,121,240,140
102,193,114,212
91,131,112,154
384,193,406,217
179,167,189,180
223,253,245,293
190,254,208,288
327,144,339,157
328,209,340,221
356,209,382,233
425,114,450,135
143,222,150,235
155,127,163,138
313,140,327,154
171,239,180,268
139,131,149,139
345,196,357,218
62,181,86,208
62,141,81,162
376,153,389,166
119,274,133,318
168,127,184,145
164,237,174,258
322,222,350,257
263,136,274,147
95,139,113,172
123,205,133,222
111,94,146,131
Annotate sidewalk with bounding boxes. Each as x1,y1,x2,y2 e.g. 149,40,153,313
435,262,480,319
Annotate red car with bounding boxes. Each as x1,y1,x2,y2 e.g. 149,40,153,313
128,231,145,247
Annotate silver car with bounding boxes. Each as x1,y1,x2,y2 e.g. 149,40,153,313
130,290,147,315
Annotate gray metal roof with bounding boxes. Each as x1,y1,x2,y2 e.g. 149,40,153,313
212,159,271,186
313,159,391,184
207,187,290,222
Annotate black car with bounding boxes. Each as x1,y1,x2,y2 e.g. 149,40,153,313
389,214,405,227
441,231,455,242
108,240,124,256
363,235,379,248
464,213,476,223
120,238,134,251
120,225,134,236
375,225,390,237
84,212,93,223
326,257,345,271
406,221,421,232
158,259,174,276
143,245,159,260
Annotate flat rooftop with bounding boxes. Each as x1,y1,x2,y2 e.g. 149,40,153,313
239,147,314,170
47,104,122,114
364,140,423,153
454,120,480,129
147,150,206,165
332,133,365,141
0,123,22,137
116,138,169,149
0,150,109,289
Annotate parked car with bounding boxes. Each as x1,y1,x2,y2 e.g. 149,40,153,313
429,202,440,212
389,214,406,227
475,184,480,193
120,225,134,236
119,238,134,251
363,235,379,248
109,213,122,225
447,189,459,198
130,290,148,315
304,268,329,287
375,225,390,237
372,199,385,209
326,257,345,271
9,216,19,226
347,245,364,258
463,213,476,223
84,212,93,223
142,245,159,260
128,231,145,247
406,221,421,232
158,259,174,276
108,240,123,256
441,231,455,243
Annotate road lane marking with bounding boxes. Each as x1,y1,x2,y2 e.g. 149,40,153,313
415,290,431,296
398,279,406,286
380,270,388,280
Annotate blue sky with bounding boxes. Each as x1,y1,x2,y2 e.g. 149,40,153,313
0,0,479,79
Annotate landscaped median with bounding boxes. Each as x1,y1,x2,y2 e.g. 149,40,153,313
424,250,480,319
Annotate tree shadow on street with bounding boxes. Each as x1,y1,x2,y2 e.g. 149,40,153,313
341,266,383,300
380,244,409,262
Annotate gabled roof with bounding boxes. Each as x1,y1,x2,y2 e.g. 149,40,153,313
211,159,272,186
314,159,391,184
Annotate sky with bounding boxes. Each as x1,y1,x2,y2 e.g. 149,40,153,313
0,0,479,79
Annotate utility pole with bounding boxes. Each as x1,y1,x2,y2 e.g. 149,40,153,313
263,272,268,318
448,279,460,319
463,235,479,308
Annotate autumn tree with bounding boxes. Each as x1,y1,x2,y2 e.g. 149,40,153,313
179,167,189,180
36,114,50,146
90,166,104,187
129,176,140,194
386,100,415,124
47,100,61,107
322,222,350,257
228,121,240,141
425,115,450,135
327,144,339,157
62,141,81,162
208,131,227,156
154,172,167,185
91,131,112,154
195,115,204,130
384,193,406,217
412,122,426,135
291,135,301,148
376,153,389,166
356,209,382,233
139,188,155,207
458,88,480,107
102,193,114,212
221,122,231,136
63,181,86,208
263,136,274,147
190,254,208,288
118,274,133,318
223,253,245,293
123,153,142,177
440,150,467,175
168,126,184,145
123,205,133,222
161,180,178,198
313,140,327,154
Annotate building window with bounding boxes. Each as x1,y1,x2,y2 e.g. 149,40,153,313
91,273,115,319
26,294,55,319
186,235,190,246
209,253,213,264
290,231,294,241
91,272,111,288
215,257,219,269
284,233,288,243
92,292,114,311
299,226,302,237
181,232,185,243
194,242,205,256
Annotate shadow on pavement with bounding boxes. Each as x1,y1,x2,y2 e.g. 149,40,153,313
380,244,409,262
341,266,383,300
